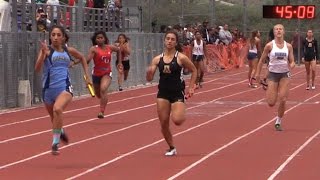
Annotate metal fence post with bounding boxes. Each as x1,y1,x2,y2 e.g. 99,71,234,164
31,1,37,32
242,0,247,36
211,0,216,26
76,0,84,32
11,0,18,32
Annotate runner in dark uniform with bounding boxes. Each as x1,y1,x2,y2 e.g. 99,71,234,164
146,30,197,156
302,29,318,90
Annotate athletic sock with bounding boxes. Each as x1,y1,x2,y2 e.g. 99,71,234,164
275,116,281,125
100,105,105,114
249,77,253,84
52,129,62,145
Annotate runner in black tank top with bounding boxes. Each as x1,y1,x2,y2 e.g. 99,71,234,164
157,51,186,102
146,31,197,156
302,29,318,90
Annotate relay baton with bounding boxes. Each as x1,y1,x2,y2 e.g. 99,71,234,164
83,75,95,97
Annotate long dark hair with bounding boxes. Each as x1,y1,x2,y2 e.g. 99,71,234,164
48,25,68,45
249,30,258,48
164,30,183,52
116,33,130,43
91,31,109,45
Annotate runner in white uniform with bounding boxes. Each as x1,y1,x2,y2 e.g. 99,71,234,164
256,24,295,131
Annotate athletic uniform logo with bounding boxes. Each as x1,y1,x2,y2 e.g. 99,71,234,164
101,56,110,63
275,52,287,60
163,65,171,73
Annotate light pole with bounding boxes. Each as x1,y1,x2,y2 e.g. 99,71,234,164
180,0,184,26
148,0,152,32
242,0,247,35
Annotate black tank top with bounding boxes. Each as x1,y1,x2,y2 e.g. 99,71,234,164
158,51,185,91
303,38,318,58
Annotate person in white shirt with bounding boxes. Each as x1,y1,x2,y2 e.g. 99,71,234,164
46,0,59,24
190,30,208,88
218,24,233,45
246,30,262,88
256,24,295,131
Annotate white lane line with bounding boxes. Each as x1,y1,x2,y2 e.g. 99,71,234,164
0,81,258,170
0,92,155,128
167,89,319,180
0,103,155,144
0,79,248,144
0,70,305,172
267,130,320,180
0,70,244,116
65,98,266,180
65,81,307,180
0,83,157,115
0,71,246,127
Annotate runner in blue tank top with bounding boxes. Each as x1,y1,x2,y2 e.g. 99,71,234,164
35,25,92,155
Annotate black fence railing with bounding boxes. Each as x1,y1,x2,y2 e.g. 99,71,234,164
10,1,141,32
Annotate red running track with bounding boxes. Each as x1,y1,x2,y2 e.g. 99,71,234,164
1,66,320,180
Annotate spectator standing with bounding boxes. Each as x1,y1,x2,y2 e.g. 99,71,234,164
36,7,50,32
46,0,59,25
219,24,233,45
200,20,210,43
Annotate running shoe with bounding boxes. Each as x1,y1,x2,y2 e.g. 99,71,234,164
311,85,316,90
248,83,257,88
51,143,59,155
275,123,282,131
306,85,310,90
198,82,203,88
165,148,177,156
97,112,104,119
119,86,123,91
60,131,69,144
260,79,268,90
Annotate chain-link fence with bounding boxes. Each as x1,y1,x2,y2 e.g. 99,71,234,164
0,31,164,109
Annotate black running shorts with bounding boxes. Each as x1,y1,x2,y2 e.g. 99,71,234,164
157,89,185,103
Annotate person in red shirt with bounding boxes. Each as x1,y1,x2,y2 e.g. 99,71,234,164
87,31,122,118
68,0,75,6
87,0,94,7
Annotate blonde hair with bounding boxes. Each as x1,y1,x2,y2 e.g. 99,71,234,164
273,24,284,32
